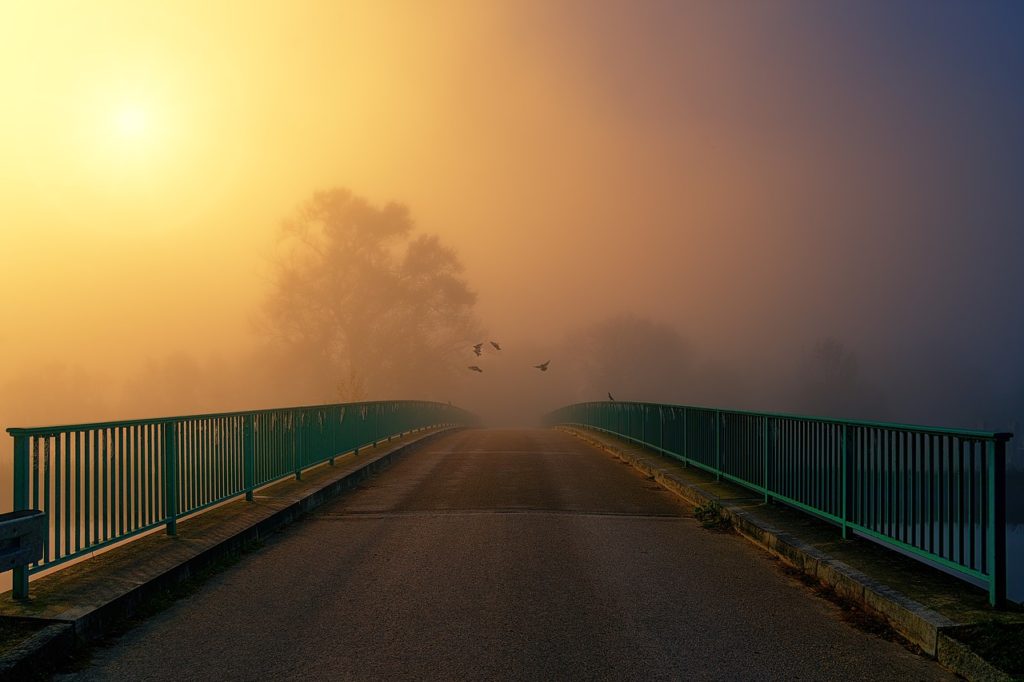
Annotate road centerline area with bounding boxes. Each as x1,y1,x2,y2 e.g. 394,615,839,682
62,428,952,681
313,509,688,519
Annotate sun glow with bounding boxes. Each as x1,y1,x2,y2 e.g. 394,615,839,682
114,105,148,139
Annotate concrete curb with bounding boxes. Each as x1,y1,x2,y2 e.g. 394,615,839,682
936,629,1014,682
0,622,74,682
0,427,457,675
560,426,958,657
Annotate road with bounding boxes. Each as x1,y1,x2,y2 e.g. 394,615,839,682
65,429,951,680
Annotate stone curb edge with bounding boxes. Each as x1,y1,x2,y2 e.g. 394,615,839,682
0,622,74,682
559,427,962,658
936,628,1014,682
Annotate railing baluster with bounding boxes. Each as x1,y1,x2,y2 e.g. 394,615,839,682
244,414,255,501
63,432,71,557
12,433,30,599
43,437,51,564
841,424,850,539
75,431,83,553
957,438,966,567
988,437,1007,607
164,421,178,536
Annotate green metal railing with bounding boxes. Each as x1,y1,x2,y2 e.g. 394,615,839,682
7,400,476,598
546,401,1011,607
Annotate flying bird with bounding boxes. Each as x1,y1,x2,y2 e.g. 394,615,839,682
472,343,483,356
607,392,615,401
468,365,483,373
490,341,502,350
534,361,550,372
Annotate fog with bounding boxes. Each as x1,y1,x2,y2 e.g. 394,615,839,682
3,0,1024,517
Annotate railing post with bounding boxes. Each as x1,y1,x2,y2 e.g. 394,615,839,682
659,406,664,453
243,414,255,501
988,435,1009,607
12,433,30,600
373,406,379,447
681,406,688,467
762,418,770,504
841,424,851,539
294,412,302,481
164,421,178,537
715,410,722,481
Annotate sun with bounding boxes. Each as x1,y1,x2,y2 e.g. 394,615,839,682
84,93,175,184
114,105,148,139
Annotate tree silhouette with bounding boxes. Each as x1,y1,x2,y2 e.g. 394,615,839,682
263,188,480,401
809,337,859,388
797,337,887,420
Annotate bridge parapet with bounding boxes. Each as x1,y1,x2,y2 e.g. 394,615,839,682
6,400,477,599
547,401,1011,607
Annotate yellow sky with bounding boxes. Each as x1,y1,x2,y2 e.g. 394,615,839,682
1,1,645,376
2,0,1021,429
14,7,556,361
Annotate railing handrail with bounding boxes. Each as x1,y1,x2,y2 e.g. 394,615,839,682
563,400,1012,441
6,399,465,436
8,399,478,600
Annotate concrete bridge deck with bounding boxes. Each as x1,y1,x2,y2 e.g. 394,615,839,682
54,428,948,680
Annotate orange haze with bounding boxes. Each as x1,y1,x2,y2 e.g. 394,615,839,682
3,1,1023,517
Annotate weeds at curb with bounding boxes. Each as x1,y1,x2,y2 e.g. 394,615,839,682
776,561,921,655
694,501,733,532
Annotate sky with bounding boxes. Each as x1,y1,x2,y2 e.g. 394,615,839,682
1,1,1022,437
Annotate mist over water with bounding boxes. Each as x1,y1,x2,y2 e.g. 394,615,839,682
1,2,1022,596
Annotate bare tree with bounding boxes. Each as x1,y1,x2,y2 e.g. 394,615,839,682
797,337,887,420
262,188,480,401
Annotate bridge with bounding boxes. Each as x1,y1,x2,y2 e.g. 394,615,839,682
0,401,1016,679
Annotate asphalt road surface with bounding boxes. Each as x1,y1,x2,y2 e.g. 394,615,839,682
63,429,951,681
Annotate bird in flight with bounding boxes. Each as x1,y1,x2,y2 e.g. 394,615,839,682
607,392,615,401
490,341,502,351
472,343,483,356
468,365,483,373
534,361,550,372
